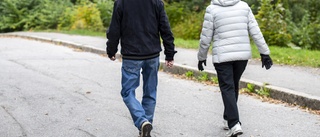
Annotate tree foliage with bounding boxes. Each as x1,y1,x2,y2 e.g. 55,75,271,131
0,0,319,49
94,0,114,28
0,0,111,32
0,0,71,32
58,0,104,31
163,0,210,12
283,0,320,49
255,0,291,47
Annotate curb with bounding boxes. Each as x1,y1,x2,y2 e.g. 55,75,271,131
1,33,320,110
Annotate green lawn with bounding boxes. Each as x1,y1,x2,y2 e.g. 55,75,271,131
44,29,320,68
176,38,320,68
42,29,105,37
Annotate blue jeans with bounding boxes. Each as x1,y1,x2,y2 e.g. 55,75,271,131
121,57,159,130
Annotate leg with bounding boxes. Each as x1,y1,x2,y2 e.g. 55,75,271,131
121,59,147,129
214,61,239,129
233,60,248,102
141,57,159,124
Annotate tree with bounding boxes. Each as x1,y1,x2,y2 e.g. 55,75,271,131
255,0,291,47
0,0,72,32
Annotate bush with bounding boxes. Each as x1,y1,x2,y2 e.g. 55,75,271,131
286,3,320,50
172,11,204,40
31,0,72,30
165,2,189,28
58,0,104,31
164,1,204,40
0,0,71,32
0,0,38,32
255,0,291,47
309,22,320,50
95,0,114,29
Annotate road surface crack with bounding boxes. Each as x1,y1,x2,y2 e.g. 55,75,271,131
8,59,60,81
1,106,28,137
74,128,96,137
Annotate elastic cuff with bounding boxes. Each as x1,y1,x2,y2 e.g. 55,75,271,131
165,56,174,61
165,50,177,61
108,53,115,58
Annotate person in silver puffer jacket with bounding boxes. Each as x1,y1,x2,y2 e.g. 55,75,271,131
197,0,273,136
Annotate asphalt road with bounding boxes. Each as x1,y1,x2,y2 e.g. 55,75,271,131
0,38,319,137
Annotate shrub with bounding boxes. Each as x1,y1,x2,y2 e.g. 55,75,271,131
31,0,72,30
286,9,320,50
172,11,204,40
0,0,36,32
95,0,114,28
58,0,104,31
165,2,188,28
165,2,204,40
309,22,320,50
0,0,71,32
255,0,291,47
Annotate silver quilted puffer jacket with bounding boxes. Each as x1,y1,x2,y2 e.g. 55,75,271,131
198,0,270,63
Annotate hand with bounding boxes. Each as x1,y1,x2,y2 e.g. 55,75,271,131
198,60,206,71
108,54,116,61
110,56,115,61
260,54,273,70
165,60,174,68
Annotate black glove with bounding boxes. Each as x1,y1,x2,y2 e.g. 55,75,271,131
260,54,273,70
198,60,206,71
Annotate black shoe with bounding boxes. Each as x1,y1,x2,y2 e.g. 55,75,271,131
140,121,152,137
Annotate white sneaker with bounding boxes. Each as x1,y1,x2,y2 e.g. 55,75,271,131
226,122,243,137
223,120,229,130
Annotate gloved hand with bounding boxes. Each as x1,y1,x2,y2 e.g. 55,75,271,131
198,60,206,71
260,54,273,70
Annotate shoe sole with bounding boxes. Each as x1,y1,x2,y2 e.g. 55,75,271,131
232,130,243,136
140,122,152,137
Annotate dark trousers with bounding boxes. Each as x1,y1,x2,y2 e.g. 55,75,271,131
214,60,248,129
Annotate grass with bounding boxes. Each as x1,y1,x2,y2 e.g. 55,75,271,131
175,38,200,49
40,29,320,68
175,38,320,68
251,44,320,68
37,29,105,37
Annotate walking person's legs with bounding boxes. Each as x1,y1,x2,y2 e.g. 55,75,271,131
121,58,159,137
214,61,243,136
141,57,159,124
233,60,248,102
138,57,160,137
214,61,239,128
214,60,247,136
121,59,148,129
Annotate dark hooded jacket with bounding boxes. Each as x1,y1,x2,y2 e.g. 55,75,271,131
106,0,176,60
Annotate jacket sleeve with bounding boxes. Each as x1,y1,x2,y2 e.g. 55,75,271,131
198,6,214,61
106,0,121,58
158,1,176,61
248,8,270,55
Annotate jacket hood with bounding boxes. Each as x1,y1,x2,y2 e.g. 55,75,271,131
211,0,240,6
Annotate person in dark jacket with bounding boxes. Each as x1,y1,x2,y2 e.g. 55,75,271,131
106,0,176,137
